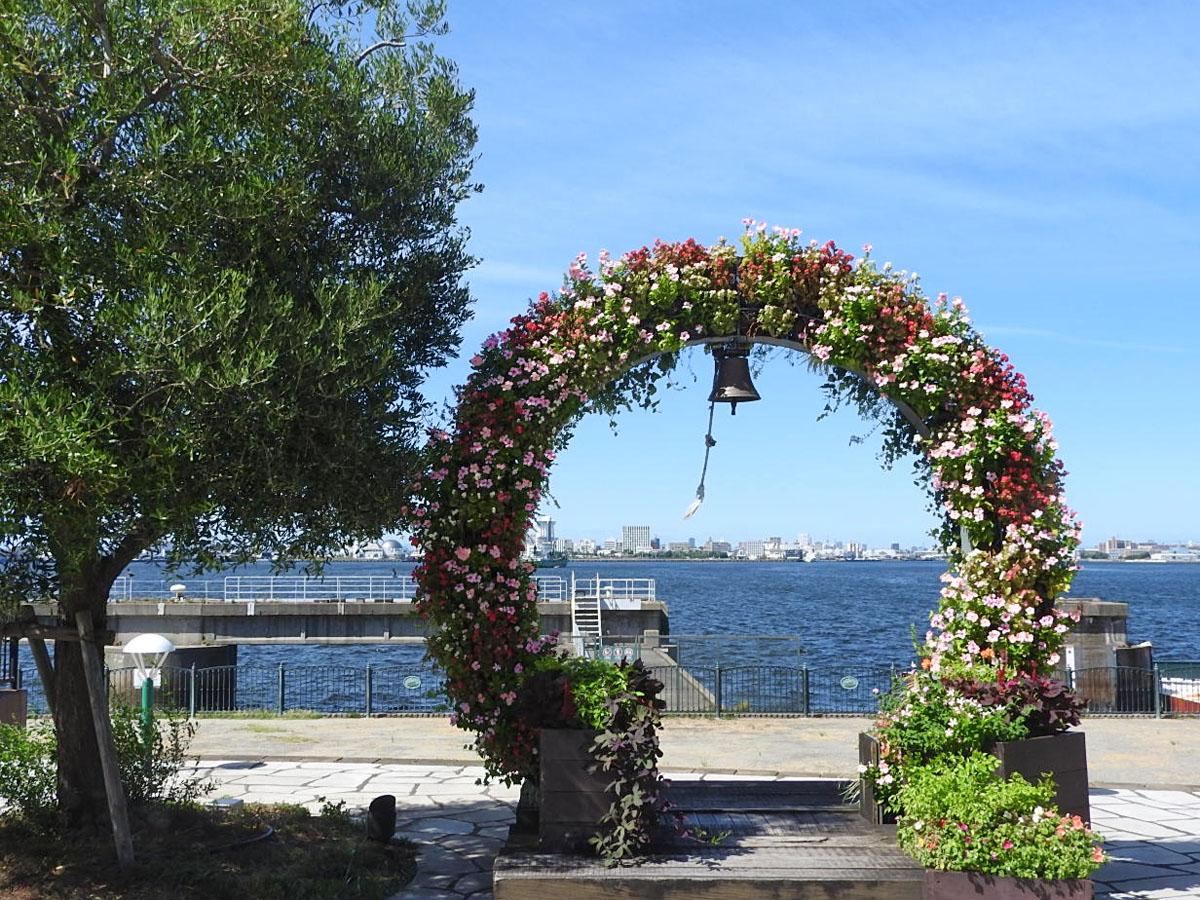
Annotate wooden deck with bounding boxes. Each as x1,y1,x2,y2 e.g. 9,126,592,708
493,779,923,899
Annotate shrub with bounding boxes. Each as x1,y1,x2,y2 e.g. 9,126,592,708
0,704,211,822
110,702,214,807
896,753,1104,880
0,721,56,820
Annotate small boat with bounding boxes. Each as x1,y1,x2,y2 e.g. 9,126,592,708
1162,676,1200,713
534,553,568,569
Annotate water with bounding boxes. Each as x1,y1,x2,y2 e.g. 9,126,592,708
14,559,1198,710
116,558,1200,667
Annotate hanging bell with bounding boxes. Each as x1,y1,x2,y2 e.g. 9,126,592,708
708,345,761,415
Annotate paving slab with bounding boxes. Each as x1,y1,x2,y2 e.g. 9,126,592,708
183,736,1200,900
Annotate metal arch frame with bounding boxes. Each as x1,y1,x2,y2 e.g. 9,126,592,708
622,335,974,555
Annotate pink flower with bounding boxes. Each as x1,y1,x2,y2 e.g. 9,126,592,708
454,547,471,561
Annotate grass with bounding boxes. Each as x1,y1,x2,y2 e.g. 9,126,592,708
0,802,417,899
240,723,316,744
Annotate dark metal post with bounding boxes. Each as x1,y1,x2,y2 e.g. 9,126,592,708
1153,664,1163,719
365,665,373,717
714,664,722,717
5,637,18,689
188,663,197,719
801,666,810,716
277,663,286,715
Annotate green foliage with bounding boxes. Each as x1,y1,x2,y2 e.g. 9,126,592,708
896,753,1104,879
948,674,1084,738
587,660,669,865
0,720,56,820
0,0,478,611
560,656,629,730
0,705,212,821
864,674,1028,812
109,702,214,807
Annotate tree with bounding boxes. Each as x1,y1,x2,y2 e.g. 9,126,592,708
0,0,477,828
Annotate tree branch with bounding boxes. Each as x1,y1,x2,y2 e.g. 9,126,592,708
356,39,406,66
90,0,114,78
108,514,165,578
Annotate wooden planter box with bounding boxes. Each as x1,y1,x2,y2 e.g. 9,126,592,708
925,870,1093,899
538,728,610,852
0,689,27,728
858,732,897,824
990,731,1090,824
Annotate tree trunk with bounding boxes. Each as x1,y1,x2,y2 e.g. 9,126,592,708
53,584,113,830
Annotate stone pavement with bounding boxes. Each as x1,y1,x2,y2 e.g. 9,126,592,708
187,715,1200,787
186,758,1200,899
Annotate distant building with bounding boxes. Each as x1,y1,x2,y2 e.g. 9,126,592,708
554,538,574,554
603,537,620,553
523,516,556,558
667,541,693,552
703,538,732,554
622,525,652,553
576,538,597,554
763,536,788,560
737,540,766,559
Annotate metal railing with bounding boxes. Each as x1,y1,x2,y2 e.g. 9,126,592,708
534,576,568,602
104,573,598,604
572,576,656,602
12,659,1195,719
223,576,418,603
99,664,446,716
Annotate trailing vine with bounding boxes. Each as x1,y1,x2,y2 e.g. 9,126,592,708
586,660,671,864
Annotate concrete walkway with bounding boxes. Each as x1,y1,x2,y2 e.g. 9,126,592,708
186,758,1200,900
189,715,1200,787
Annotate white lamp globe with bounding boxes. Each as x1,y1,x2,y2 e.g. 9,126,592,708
123,633,175,679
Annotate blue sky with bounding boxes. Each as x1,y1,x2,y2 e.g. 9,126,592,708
416,1,1199,548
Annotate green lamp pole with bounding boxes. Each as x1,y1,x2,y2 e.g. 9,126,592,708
123,633,175,745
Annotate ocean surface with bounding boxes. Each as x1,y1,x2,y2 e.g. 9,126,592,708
111,557,1200,670
13,559,1197,712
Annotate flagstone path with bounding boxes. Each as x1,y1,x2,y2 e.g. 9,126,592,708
185,759,1200,899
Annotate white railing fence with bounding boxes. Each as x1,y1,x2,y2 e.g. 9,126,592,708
107,573,654,604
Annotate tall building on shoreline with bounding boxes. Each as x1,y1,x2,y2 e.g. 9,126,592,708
621,525,651,553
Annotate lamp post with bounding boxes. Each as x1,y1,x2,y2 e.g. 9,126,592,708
122,633,175,737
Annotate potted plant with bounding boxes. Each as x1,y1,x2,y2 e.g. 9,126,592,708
858,672,1027,824
896,752,1104,900
513,655,669,857
953,674,1090,822
861,669,1091,823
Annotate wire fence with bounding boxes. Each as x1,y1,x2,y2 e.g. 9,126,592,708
13,660,1196,719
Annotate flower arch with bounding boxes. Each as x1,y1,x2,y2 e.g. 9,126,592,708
411,222,1081,784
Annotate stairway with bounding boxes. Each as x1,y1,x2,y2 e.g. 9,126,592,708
571,587,602,637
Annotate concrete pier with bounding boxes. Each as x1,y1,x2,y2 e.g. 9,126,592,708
27,599,670,646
